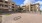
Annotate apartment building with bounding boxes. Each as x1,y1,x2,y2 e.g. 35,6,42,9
0,0,40,12
0,0,16,11
30,3,40,12
22,3,40,12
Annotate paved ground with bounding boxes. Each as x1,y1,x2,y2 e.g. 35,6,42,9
1,13,42,23
0,15,2,23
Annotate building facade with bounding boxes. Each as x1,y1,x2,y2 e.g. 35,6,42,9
0,0,16,11
0,0,40,12
22,3,40,12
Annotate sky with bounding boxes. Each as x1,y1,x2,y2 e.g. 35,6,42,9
12,0,42,10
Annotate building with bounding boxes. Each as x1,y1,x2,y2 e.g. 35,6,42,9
0,0,40,12
30,3,40,12
22,3,40,12
0,0,16,11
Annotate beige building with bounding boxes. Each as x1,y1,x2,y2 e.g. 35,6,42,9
22,3,40,12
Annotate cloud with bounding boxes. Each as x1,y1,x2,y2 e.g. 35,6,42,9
23,0,35,5
35,1,42,5
20,4,24,6
20,0,35,6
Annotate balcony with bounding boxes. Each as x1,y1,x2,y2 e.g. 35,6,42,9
0,2,9,6
0,6,9,9
0,2,3,4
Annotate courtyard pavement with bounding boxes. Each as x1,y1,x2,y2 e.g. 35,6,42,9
1,13,42,23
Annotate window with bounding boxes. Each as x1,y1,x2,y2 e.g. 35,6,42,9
5,5,8,7
2,5,3,7
31,7,32,9
31,5,33,6
12,9,14,11
31,7,33,11
0,4,1,6
12,4,14,5
5,1,8,3
12,6,14,8
0,4,3,7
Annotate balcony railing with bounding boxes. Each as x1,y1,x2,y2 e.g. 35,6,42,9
0,6,9,9
0,2,3,4
0,2,10,5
